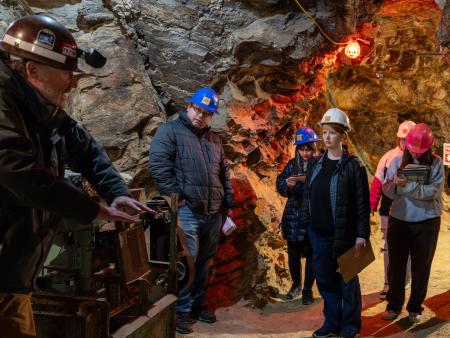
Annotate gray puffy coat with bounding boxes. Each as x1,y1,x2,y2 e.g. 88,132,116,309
148,111,233,215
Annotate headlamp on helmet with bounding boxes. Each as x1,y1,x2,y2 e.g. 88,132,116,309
77,47,107,69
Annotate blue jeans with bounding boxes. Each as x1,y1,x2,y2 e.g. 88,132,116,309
176,204,222,313
308,229,362,334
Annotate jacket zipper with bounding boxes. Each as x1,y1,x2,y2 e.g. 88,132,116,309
197,134,210,213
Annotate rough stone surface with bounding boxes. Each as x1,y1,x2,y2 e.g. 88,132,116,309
113,0,367,114
0,0,32,32
1,0,165,188
437,0,450,47
327,0,450,173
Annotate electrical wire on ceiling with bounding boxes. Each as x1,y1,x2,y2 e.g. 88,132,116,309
292,0,348,46
293,0,374,59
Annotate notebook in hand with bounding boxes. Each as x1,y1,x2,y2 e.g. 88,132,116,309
337,241,375,283
397,164,430,183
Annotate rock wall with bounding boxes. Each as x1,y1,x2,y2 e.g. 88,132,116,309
1,0,448,309
437,0,449,47
1,0,166,188
115,0,364,115
0,1,32,31
327,0,450,170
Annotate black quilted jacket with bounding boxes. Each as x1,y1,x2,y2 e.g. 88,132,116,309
148,111,233,215
299,151,371,258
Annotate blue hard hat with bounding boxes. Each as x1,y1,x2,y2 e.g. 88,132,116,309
294,127,320,145
187,87,219,114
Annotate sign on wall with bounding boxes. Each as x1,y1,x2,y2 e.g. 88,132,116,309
444,143,450,166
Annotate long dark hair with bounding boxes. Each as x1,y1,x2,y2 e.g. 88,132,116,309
400,148,434,169
293,142,317,174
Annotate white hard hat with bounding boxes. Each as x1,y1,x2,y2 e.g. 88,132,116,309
320,108,351,131
396,120,416,138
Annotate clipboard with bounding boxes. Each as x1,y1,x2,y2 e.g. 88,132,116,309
337,241,375,283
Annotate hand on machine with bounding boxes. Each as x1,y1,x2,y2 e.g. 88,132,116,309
96,196,155,223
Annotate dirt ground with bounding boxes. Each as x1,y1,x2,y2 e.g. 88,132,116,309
183,220,450,338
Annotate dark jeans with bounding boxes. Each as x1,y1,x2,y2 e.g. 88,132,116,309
386,216,440,314
287,240,315,291
308,229,362,334
176,204,222,313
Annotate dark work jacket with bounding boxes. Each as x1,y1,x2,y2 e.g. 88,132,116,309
0,60,130,292
299,150,370,259
276,158,315,242
148,111,233,215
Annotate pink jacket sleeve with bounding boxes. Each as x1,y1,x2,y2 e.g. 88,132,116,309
369,176,383,212
370,149,395,212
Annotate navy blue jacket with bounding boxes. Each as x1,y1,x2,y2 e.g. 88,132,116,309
276,158,312,242
148,111,233,215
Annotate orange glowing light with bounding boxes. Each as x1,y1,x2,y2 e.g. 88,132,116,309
345,40,361,59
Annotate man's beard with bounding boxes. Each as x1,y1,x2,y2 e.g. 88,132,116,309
41,86,73,111
64,88,78,114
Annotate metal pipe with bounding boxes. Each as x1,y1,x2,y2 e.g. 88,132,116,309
168,193,178,295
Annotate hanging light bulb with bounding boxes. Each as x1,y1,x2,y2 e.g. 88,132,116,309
345,40,361,59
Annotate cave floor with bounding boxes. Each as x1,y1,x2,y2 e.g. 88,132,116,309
184,225,450,338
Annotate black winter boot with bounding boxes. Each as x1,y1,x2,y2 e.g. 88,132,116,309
176,311,193,334
191,305,217,324
302,289,314,305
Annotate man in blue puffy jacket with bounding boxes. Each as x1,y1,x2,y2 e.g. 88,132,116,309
148,87,233,335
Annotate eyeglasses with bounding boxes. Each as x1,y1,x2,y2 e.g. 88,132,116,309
191,105,213,118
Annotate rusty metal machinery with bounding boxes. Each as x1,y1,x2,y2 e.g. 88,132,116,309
143,197,194,294
32,191,182,338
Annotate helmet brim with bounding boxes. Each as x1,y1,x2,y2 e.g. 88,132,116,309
319,122,351,132
0,41,83,73
294,138,321,145
406,146,430,155
186,98,219,114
